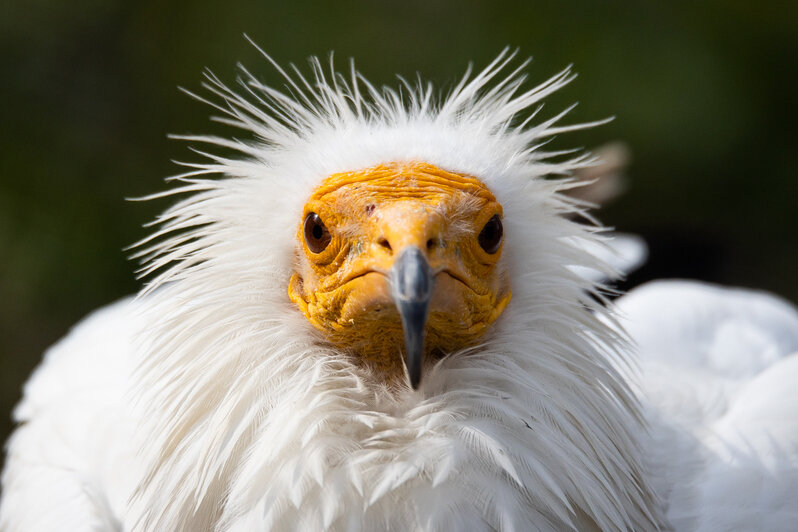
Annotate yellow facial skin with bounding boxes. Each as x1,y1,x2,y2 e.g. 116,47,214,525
289,162,511,382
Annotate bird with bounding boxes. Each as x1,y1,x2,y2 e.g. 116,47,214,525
2,47,797,531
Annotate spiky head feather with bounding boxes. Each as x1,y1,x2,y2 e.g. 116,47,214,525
129,48,664,531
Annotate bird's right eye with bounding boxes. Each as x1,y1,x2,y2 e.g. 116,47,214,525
304,212,331,253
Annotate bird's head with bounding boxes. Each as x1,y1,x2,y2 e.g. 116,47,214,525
133,49,612,397
288,161,510,387
130,49,662,532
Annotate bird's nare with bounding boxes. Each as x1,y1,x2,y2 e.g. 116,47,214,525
289,161,511,385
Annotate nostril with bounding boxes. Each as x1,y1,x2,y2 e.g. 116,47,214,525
378,238,392,252
426,238,436,250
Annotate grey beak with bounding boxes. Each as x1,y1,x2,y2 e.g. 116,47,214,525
390,246,434,389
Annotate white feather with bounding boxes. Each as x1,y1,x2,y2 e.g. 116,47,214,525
614,281,798,531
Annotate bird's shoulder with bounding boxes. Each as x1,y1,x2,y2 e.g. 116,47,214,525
1,297,142,531
616,280,798,530
14,296,141,422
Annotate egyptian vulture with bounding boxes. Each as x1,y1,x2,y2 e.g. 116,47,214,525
2,49,797,532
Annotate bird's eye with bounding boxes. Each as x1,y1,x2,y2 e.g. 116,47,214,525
304,212,331,253
478,214,503,254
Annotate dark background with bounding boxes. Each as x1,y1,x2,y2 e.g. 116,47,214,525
2,1,796,453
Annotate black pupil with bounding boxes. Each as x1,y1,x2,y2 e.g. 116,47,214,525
304,212,331,253
478,215,503,254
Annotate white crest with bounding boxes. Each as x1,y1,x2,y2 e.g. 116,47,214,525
129,47,664,531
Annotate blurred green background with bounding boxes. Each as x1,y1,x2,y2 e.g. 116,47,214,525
1,1,796,453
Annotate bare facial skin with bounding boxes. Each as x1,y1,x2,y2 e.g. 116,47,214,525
289,162,511,384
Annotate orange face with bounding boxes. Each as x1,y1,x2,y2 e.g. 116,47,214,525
289,162,511,384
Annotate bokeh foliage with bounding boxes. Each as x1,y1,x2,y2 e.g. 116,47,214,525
1,0,796,450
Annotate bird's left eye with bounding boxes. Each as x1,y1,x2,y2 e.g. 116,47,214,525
304,212,331,253
478,214,503,254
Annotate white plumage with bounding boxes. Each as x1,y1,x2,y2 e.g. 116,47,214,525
1,50,796,531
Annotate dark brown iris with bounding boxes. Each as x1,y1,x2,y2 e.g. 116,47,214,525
304,212,331,253
478,214,503,254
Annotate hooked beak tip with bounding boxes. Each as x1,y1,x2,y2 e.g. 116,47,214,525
390,246,434,389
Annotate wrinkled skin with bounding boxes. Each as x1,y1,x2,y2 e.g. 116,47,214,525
289,162,511,382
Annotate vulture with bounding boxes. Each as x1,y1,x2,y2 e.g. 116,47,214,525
2,49,797,532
